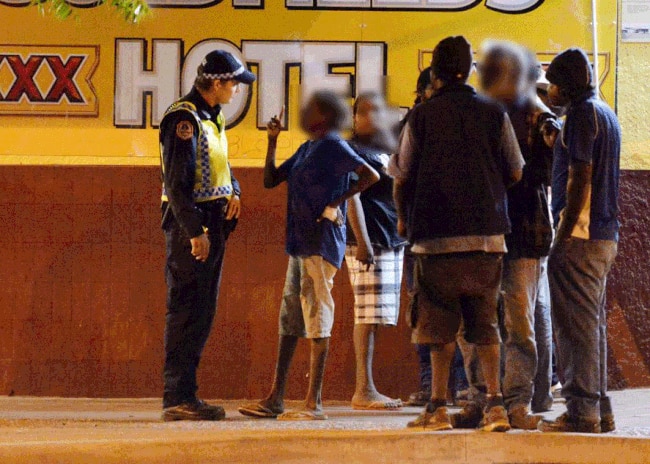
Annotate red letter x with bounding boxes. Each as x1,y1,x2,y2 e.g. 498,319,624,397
4,55,44,102
45,55,85,103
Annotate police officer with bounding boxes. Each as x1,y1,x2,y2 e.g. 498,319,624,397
160,50,255,421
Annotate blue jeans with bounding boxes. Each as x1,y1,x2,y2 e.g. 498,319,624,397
532,257,554,412
501,257,542,411
549,238,617,422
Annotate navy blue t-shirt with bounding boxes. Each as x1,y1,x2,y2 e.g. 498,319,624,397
551,90,621,241
278,132,365,268
345,141,406,250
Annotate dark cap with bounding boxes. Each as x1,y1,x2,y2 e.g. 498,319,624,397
431,36,473,82
545,48,593,94
200,50,256,84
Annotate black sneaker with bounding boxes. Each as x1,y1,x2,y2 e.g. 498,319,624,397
538,412,600,433
449,401,483,429
162,399,226,421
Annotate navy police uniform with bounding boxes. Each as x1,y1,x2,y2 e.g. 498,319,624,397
160,86,241,409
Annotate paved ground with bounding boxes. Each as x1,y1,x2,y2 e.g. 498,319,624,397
1,389,649,463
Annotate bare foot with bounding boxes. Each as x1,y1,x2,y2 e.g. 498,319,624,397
351,391,403,410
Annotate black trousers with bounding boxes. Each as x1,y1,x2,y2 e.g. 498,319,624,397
162,199,230,408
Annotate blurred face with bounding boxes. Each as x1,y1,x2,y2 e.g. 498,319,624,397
479,57,521,104
300,99,328,136
354,99,380,136
213,79,241,105
547,82,568,107
419,82,435,101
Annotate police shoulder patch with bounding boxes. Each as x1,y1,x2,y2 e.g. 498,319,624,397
176,120,194,140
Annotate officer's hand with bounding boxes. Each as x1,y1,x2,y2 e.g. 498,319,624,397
225,195,241,220
190,233,210,262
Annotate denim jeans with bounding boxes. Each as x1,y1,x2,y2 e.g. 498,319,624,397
549,238,617,421
500,257,542,411
532,257,554,412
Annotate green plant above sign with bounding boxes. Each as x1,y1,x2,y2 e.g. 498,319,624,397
31,0,150,23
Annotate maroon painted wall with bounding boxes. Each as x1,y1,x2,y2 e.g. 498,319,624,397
0,166,648,399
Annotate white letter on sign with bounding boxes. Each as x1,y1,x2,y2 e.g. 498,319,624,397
356,43,385,96
242,41,302,129
301,43,356,101
485,0,542,13
114,39,181,127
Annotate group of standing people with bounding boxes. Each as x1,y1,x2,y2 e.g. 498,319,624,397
158,34,621,435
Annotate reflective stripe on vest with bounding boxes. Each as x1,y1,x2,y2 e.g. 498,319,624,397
161,101,233,203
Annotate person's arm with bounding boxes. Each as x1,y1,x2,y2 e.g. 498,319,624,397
393,178,410,238
555,161,592,244
225,163,241,220
556,162,592,243
161,113,209,261
389,119,417,238
555,102,598,244
347,193,374,268
264,110,289,189
328,163,379,209
501,112,524,187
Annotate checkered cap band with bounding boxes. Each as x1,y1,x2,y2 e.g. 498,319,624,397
202,65,246,80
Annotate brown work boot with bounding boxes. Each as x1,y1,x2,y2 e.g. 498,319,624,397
508,405,543,430
407,403,453,431
538,412,601,433
600,414,616,433
480,405,511,432
449,401,483,429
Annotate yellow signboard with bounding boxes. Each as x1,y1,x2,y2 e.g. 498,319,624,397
0,45,99,116
0,1,619,167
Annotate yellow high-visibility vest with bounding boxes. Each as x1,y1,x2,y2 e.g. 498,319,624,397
161,101,233,203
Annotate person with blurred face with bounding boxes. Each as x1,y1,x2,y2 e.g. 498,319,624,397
390,36,524,432
238,90,379,421
538,48,621,434
159,50,254,421
344,93,405,410
466,40,559,430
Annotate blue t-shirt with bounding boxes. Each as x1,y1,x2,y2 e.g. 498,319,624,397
551,90,621,241
278,132,365,268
